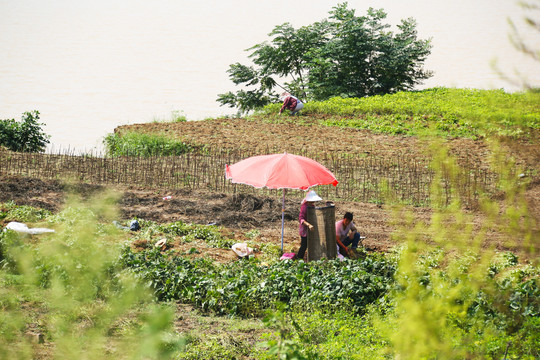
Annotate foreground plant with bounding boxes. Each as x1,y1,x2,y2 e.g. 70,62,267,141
0,196,183,360
377,140,539,359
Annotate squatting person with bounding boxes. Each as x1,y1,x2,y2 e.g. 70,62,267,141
336,211,362,257
279,92,304,116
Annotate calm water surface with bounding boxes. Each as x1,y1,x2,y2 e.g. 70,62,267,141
1,0,538,152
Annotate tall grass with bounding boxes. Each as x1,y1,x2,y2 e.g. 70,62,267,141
103,132,193,157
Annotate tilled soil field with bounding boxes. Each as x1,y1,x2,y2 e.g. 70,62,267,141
115,117,540,171
0,176,398,256
2,117,539,260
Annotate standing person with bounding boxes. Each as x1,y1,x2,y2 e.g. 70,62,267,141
279,92,304,116
296,190,322,260
335,212,362,257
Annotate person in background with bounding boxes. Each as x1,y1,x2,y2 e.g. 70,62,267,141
279,92,304,116
335,212,362,257
296,190,322,260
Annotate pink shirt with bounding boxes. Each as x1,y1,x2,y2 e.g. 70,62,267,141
298,201,311,237
280,96,298,112
335,219,357,240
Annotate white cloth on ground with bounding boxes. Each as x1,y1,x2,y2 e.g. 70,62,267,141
5,222,55,235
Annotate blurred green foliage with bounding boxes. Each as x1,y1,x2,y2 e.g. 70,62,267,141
0,198,183,360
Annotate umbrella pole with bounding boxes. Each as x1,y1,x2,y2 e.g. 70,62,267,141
281,189,285,251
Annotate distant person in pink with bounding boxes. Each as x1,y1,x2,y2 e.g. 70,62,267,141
279,92,304,116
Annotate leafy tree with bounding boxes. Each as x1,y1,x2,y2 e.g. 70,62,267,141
217,2,432,113
0,110,50,152
310,6,433,99
216,21,328,113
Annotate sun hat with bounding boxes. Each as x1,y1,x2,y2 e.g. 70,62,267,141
279,92,291,101
305,190,322,202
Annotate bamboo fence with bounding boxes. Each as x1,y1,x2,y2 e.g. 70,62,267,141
0,148,497,207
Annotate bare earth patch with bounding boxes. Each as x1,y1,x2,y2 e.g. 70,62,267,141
2,117,539,261
1,174,538,261
115,117,540,172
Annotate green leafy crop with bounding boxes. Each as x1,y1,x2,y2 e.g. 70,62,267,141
258,87,540,140
120,247,396,317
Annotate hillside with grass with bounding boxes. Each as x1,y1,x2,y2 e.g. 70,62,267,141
113,87,540,167
1,87,539,359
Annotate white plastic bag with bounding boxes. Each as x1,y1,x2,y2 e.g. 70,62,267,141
231,242,253,257
5,222,55,235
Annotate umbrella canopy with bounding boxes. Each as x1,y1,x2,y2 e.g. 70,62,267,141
225,153,338,190
225,153,338,250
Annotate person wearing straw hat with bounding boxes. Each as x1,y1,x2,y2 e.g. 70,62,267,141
279,92,304,116
296,190,322,260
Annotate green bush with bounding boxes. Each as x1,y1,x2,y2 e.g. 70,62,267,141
256,307,389,360
122,219,234,249
0,111,50,152
1,201,51,223
103,132,193,157
159,221,234,248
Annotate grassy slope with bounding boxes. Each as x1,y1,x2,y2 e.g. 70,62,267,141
109,87,540,171
3,88,539,359
257,87,540,139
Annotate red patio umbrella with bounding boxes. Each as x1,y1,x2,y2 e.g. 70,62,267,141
225,152,338,250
